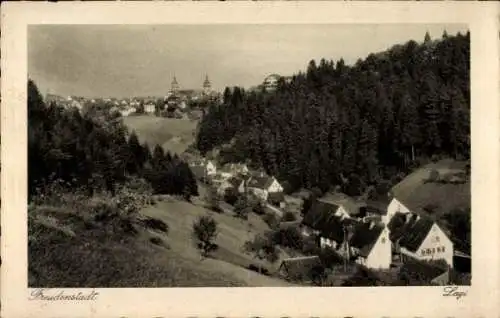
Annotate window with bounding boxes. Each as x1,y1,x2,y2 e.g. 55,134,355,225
381,238,386,244
435,236,440,243
437,247,441,253
432,248,436,254
421,250,426,256
442,246,445,252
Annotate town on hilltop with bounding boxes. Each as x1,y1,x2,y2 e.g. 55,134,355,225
27,28,471,288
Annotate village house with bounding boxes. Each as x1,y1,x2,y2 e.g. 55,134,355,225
388,212,454,268
301,199,392,269
189,159,217,181
246,173,283,201
320,192,364,220
217,175,248,196
217,163,249,180
384,197,411,225
144,103,155,114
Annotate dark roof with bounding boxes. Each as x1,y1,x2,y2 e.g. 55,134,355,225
348,222,385,257
279,256,321,280
301,200,344,243
320,192,361,216
363,200,389,215
302,200,385,257
247,175,275,190
388,213,434,252
227,176,243,188
268,191,285,203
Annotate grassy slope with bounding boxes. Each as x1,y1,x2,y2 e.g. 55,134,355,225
391,159,470,218
28,205,245,287
29,187,295,287
141,193,296,287
123,115,198,154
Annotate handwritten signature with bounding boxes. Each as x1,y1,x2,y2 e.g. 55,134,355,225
442,286,468,300
29,288,99,301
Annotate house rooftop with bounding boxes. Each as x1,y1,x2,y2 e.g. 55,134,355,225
388,212,434,253
319,192,362,216
279,256,321,280
247,175,275,190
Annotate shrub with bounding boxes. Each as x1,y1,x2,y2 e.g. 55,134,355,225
262,213,279,229
272,227,304,250
282,211,297,222
243,232,280,263
192,215,218,257
223,188,240,206
252,200,266,215
140,217,169,233
234,197,251,220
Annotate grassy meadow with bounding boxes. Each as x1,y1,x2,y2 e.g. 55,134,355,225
123,115,198,154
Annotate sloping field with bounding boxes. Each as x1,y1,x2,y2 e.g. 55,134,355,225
391,159,470,218
141,197,296,287
123,115,198,154
28,204,244,287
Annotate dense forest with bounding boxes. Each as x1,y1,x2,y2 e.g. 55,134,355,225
196,31,470,195
28,80,198,200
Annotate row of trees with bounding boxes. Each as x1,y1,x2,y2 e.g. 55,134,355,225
196,31,470,196
28,79,198,200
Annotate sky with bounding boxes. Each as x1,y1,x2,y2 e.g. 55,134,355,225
28,24,468,98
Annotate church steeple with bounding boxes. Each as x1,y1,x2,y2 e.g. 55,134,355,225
171,74,180,95
203,74,211,95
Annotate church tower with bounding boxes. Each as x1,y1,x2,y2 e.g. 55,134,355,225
171,75,180,95
203,75,212,96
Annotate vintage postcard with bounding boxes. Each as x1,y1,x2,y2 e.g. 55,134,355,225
1,2,499,317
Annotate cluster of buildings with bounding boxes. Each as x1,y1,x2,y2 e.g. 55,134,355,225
191,157,470,284
44,75,220,119
188,158,286,209
250,74,294,92
298,167,472,281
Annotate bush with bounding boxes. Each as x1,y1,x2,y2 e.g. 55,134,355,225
282,211,297,222
243,232,280,263
272,227,304,250
223,188,239,206
252,200,266,215
140,217,169,233
262,213,279,229
192,215,218,257
234,197,251,220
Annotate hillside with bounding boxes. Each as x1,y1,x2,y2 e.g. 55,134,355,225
28,187,295,287
123,115,198,154
390,159,470,218
196,31,470,197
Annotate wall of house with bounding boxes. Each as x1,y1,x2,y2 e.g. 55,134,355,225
268,179,283,193
320,237,338,249
250,188,268,201
385,198,411,224
335,206,350,219
206,163,217,175
413,223,454,267
365,228,392,269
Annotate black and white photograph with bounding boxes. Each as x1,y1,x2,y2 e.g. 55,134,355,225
2,2,499,317
27,23,472,288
